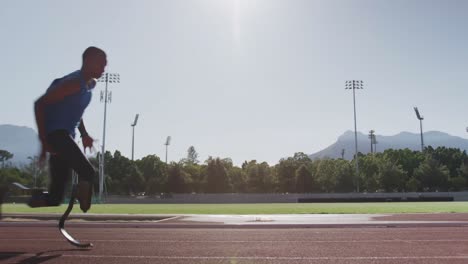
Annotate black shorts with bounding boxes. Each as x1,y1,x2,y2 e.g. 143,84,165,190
45,130,95,205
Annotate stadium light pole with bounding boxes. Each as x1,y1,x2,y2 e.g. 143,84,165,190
346,80,363,192
164,136,171,164
97,72,120,201
373,133,378,153
368,130,375,154
131,114,139,161
414,107,424,152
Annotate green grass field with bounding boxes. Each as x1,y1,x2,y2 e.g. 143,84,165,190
3,202,468,215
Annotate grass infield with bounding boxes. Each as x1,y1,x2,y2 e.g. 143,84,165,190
3,202,468,215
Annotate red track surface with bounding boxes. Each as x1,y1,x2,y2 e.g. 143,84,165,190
1,223,468,264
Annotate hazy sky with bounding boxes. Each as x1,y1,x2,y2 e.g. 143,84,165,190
1,0,467,165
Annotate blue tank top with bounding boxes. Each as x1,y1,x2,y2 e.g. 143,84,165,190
44,70,95,138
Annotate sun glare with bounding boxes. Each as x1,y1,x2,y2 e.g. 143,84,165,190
233,0,241,45
204,0,257,46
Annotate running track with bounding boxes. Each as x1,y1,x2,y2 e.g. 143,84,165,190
1,223,468,263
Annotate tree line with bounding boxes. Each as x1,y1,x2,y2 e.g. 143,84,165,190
1,146,468,194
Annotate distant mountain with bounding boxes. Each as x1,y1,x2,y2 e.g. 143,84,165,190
309,130,468,160
0,124,40,164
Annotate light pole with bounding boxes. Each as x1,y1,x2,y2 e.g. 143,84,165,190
346,80,363,192
368,130,377,154
164,136,171,164
97,72,120,201
368,130,375,154
131,114,139,161
373,134,378,153
414,107,424,152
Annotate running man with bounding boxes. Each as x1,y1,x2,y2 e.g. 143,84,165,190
32,46,107,212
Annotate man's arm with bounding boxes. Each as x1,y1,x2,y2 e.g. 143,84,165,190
78,119,88,138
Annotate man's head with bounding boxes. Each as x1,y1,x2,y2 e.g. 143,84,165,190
82,46,107,79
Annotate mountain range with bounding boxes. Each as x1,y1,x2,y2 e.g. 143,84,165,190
309,130,468,160
2,124,468,164
0,124,40,164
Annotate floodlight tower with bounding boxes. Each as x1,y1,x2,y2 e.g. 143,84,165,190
164,136,171,164
373,134,378,153
345,80,364,192
414,107,424,152
131,114,139,161
97,72,120,201
368,130,377,153
368,130,375,154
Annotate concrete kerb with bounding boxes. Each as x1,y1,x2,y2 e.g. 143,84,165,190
1,213,176,222
3,213,468,229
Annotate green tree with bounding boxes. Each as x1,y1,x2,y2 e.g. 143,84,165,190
406,177,421,192
106,151,144,195
358,154,380,192
183,163,203,193
457,160,468,188
0,168,25,187
383,148,424,180
414,157,449,191
244,160,259,192
243,161,273,193
258,162,274,193
426,147,467,178
136,155,167,194
314,159,338,193
0,150,14,167
334,159,355,193
276,158,297,193
377,158,407,192
295,164,313,193
449,176,466,191
244,160,264,193
181,146,199,165
0,167,33,197
292,152,311,164
228,166,247,193
205,157,230,193
22,156,49,189
167,162,191,193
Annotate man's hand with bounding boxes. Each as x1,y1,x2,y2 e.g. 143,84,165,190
82,134,94,154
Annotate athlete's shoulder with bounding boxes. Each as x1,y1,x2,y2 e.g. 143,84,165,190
61,70,81,81
48,71,80,90
60,71,82,87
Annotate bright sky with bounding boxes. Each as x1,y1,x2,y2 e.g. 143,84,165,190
1,0,467,165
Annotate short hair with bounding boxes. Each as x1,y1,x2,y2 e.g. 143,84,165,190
82,46,106,61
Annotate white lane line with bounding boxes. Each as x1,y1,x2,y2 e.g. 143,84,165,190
2,253,468,260
2,238,468,243
152,216,181,223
